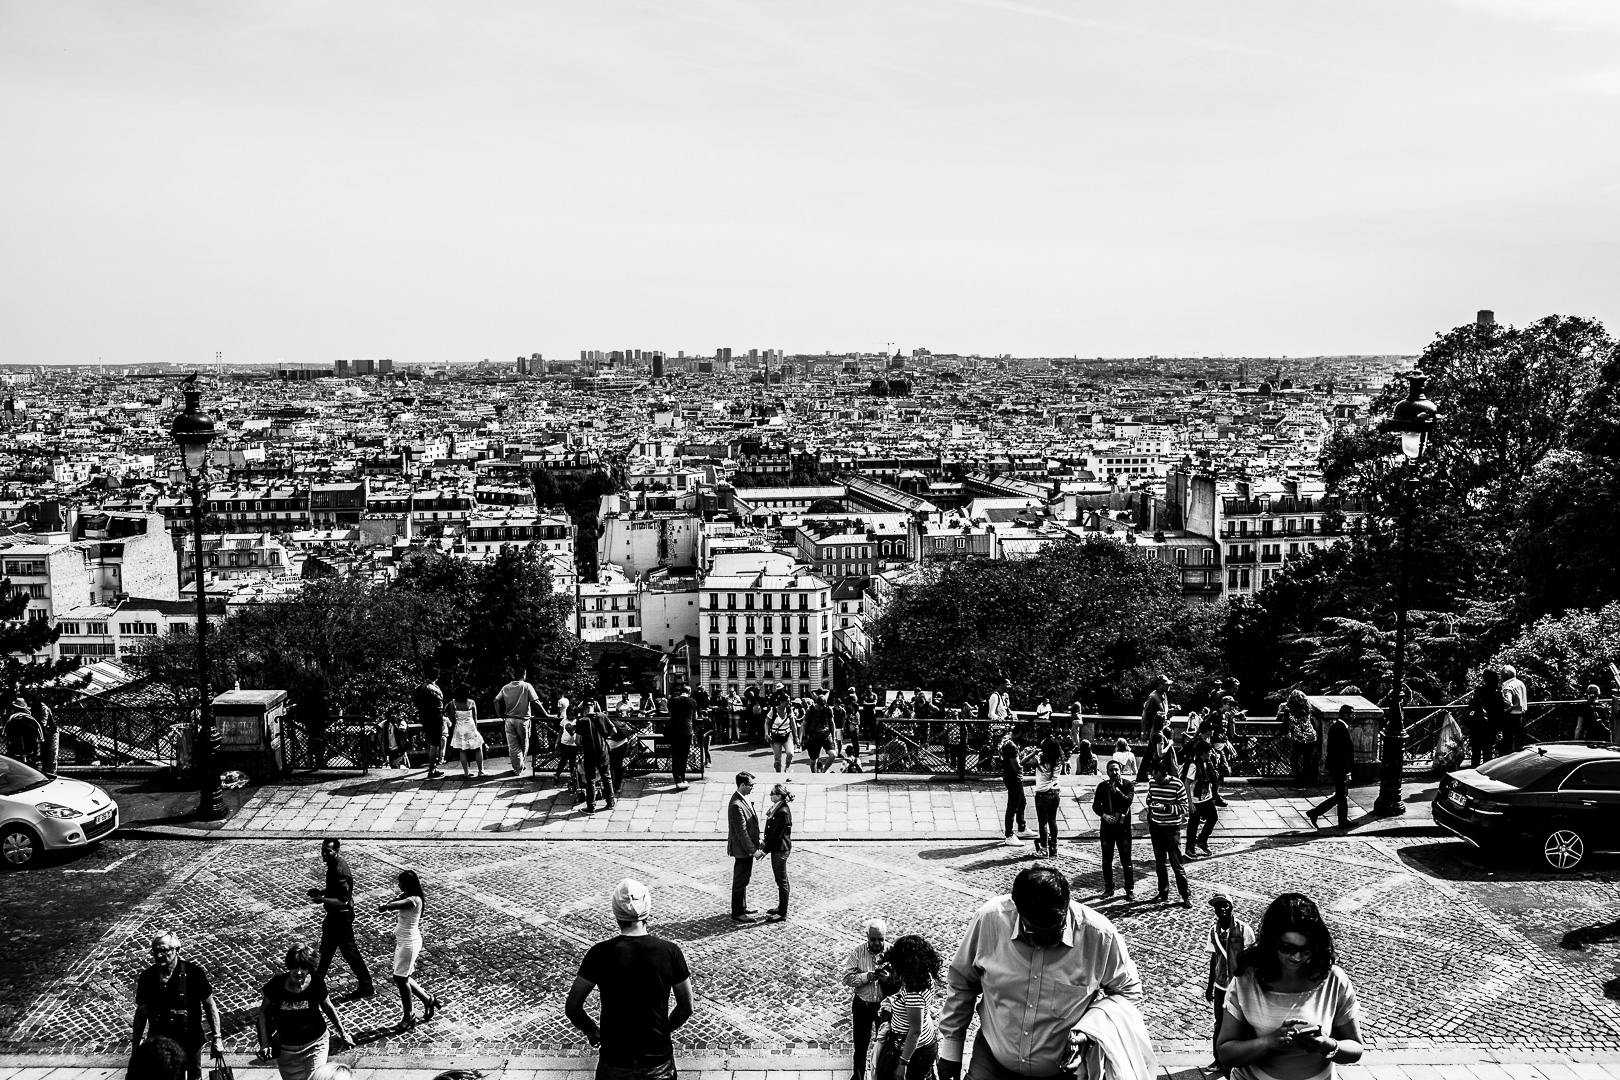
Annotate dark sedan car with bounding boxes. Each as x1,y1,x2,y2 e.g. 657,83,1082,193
1434,742,1620,872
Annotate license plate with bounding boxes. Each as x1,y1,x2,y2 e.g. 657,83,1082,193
1447,791,1466,808
89,809,113,826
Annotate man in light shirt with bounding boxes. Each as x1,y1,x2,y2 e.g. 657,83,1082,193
842,917,889,1080
1498,665,1528,754
494,668,542,777
987,679,1013,724
938,866,1141,1080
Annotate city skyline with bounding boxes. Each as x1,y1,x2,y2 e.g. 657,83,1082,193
4,1,1619,365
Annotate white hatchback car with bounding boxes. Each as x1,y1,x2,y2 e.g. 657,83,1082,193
0,754,119,868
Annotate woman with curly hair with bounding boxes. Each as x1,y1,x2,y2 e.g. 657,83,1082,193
256,944,351,1080
878,934,942,1080
1283,690,1318,788
1217,893,1363,1080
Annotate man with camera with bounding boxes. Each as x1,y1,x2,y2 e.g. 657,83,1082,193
131,932,224,1080
842,917,892,1080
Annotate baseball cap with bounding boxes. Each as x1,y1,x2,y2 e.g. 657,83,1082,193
1207,891,1232,908
611,878,652,922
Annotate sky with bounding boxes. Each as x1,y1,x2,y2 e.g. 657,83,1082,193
2,0,1619,365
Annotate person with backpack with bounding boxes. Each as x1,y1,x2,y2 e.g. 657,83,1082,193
1183,738,1220,859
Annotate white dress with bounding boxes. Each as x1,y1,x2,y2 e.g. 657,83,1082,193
449,705,483,750
392,895,423,977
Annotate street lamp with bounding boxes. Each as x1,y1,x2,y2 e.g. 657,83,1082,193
170,380,224,820
1373,372,1440,816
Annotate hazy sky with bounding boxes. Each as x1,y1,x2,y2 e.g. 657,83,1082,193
3,0,1618,365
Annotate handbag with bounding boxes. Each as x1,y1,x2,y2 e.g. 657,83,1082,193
208,1060,235,1080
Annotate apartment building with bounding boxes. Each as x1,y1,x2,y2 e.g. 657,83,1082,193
793,516,913,580
464,511,574,559
697,553,833,701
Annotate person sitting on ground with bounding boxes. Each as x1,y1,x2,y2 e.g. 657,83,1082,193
1111,737,1137,779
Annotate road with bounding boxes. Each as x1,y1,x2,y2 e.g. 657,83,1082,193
2,832,1618,1060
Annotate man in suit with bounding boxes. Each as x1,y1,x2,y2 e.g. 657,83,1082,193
1307,704,1356,831
727,772,766,922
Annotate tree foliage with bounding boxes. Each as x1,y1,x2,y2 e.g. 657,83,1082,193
866,536,1229,712
0,578,77,702
1488,602,1620,701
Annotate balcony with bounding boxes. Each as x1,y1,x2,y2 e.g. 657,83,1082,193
1226,551,1257,565
1261,554,1283,564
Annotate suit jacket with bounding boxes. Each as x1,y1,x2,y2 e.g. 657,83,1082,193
727,792,760,858
668,695,697,737
763,801,793,855
1324,718,1353,778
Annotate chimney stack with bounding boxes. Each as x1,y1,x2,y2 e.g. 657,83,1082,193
1477,309,1495,327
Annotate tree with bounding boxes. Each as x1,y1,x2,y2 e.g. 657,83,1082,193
0,578,77,702
866,536,1229,712
464,544,593,702
1488,602,1620,701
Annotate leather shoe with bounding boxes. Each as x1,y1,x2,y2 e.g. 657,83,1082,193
730,913,758,923
744,908,760,914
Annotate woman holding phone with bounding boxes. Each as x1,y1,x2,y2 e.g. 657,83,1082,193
256,945,351,1080
1216,892,1363,1080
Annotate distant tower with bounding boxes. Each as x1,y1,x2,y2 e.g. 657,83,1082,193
1477,309,1495,327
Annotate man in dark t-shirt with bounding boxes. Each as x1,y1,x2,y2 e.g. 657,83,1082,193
411,667,447,779
131,932,223,1080
308,837,375,997
566,878,694,1079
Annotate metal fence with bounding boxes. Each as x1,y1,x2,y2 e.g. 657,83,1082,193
51,703,194,773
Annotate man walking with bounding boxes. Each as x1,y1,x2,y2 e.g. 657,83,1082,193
1307,704,1355,831
1092,758,1136,900
132,932,224,1080
411,666,447,779
308,837,375,997
578,703,616,813
999,728,1032,847
494,668,542,777
1202,893,1256,1075
801,689,836,772
937,866,1143,1080
727,772,766,922
1147,757,1191,907
667,685,696,791
1183,738,1219,859
842,918,889,1080
566,878,694,1080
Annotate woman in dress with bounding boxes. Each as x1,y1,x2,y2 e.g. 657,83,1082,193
377,870,440,1030
256,944,351,1080
1217,892,1364,1080
448,686,485,778
879,934,942,1080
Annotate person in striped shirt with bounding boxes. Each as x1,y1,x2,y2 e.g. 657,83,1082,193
880,934,942,1080
1147,756,1191,907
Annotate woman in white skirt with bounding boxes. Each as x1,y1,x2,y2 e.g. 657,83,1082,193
448,685,485,778
377,870,440,1030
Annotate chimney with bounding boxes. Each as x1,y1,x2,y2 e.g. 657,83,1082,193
1477,309,1495,327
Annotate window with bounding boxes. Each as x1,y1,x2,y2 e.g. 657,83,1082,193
799,660,810,678
1563,762,1620,791
1240,569,1251,588
709,637,719,656
1175,548,1187,566
800,637,810,655
709,616,719,633
118,621,159,636
798,614,809,634
726,615,737,633
1203,549,1213,565
727,593,737,609
709,592,720,609
745,593,755,609
57,622,81,635
762,593,772,610
87,621,107,634
3,560,45,576
1228,570,1239,587
762,615,774,633
611,616,620,628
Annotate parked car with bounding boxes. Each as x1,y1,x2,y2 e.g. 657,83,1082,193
1433,742,1620,872
0,754,119,869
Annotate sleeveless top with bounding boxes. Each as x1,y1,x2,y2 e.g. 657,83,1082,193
393,895,423,941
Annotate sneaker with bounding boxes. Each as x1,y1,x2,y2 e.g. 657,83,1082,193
1198,845,1213,857
1124,891,1136,901
675,782,690,791
1003,836,1022,847
427,769,444,779
1184,849,1200,860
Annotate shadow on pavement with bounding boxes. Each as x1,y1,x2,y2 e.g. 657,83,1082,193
917,841,1005,860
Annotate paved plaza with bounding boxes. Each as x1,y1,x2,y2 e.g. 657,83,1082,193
146,764,1432,841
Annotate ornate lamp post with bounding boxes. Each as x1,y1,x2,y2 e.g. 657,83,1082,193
1373,372,1440,816
171,380,224,819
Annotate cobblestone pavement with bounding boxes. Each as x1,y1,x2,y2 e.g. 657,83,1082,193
200,767,1433,840
3,832,1618,1064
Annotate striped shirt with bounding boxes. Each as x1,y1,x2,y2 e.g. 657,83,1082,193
844,942,886,1003
888,986,939,1047
1146,775,1189,827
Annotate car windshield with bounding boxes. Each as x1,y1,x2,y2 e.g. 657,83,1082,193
1476,750,1568,789
0,755,51,796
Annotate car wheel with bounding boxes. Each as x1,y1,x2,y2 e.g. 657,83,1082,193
0,825,43,869
1542,825,1588,872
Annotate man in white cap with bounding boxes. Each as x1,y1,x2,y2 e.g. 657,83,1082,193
567,878,694,1080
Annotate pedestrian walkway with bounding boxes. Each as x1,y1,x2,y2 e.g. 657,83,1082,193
8,1047,1620,1080
129,764,1437,842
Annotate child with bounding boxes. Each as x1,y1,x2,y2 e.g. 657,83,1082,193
556,715,579,793
380,713,411,769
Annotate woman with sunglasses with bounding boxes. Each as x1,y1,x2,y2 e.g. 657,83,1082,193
257,945,351,1080
1216,893,1363,1080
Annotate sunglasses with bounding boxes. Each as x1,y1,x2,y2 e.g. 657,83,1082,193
1276,942,1312,958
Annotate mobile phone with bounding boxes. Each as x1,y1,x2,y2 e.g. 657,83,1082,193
1289,1024,1322,1044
